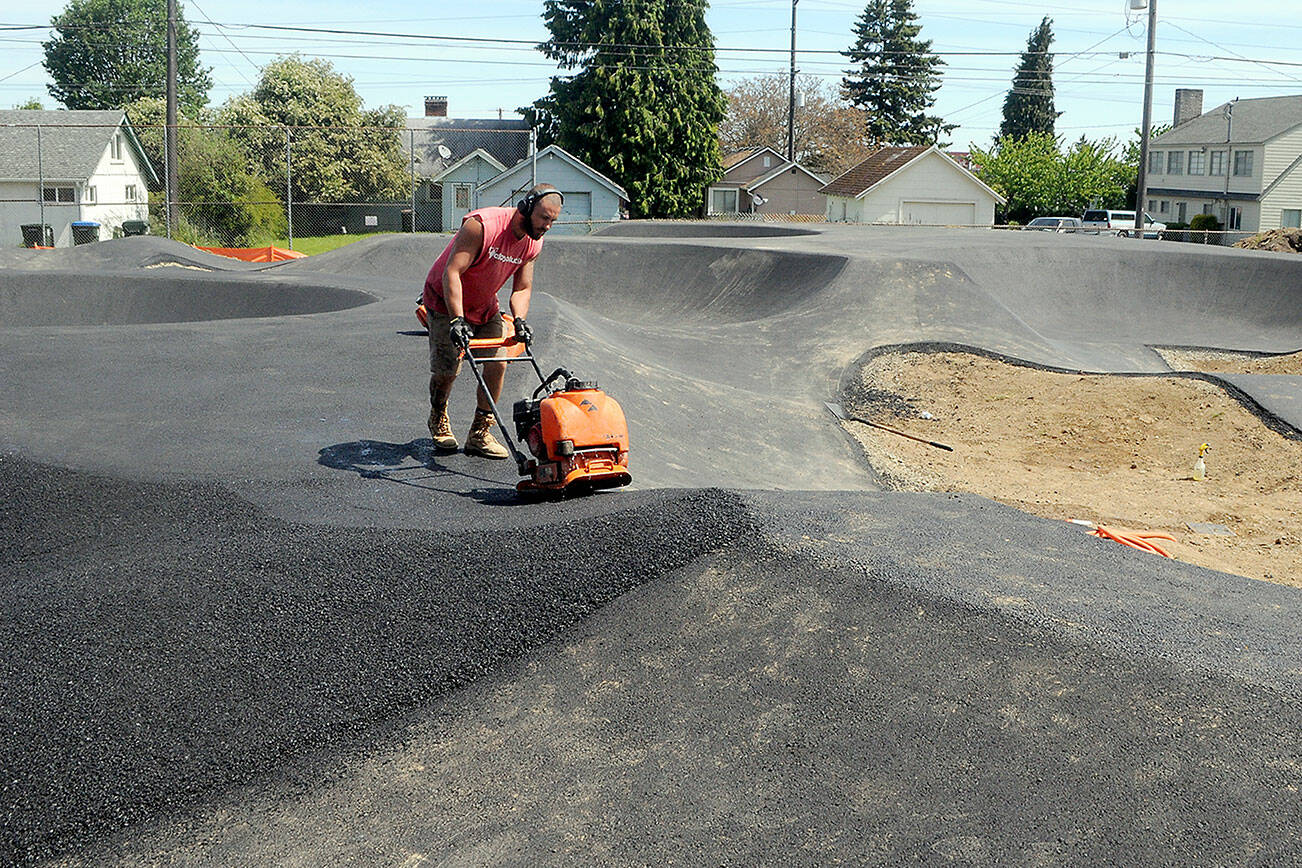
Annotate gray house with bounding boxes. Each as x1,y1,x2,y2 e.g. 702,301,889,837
474,145,628,235
1144,90,1302,232
706,146,828,217
404,113,531,232
0,109,158,246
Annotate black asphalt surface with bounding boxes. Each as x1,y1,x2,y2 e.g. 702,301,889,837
2,227,1301,864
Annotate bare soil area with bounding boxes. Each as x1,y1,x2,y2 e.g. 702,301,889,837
1154,347,1302,376
842,351,1302,586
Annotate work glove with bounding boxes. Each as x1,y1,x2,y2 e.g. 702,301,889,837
513,316,533,346
449,316,473,350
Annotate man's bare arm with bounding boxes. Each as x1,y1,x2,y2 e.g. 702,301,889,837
509,259,534,320
441,217,485,319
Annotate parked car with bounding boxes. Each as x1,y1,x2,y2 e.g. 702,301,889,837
1025,216,1083,233
1080,209,1166,238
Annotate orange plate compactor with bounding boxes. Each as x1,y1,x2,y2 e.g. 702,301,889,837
459,329,632,495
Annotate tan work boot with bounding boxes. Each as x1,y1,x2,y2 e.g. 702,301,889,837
465,409,509,459
427,389,458,451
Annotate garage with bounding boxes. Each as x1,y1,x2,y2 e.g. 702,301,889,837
901,200,976,225
820,145,1005,226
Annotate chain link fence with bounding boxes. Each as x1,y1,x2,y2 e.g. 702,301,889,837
2,121,538,249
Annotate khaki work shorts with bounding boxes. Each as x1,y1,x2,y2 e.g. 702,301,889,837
428,311,507,379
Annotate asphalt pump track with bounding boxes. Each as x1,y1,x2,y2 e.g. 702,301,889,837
2,226,1301,864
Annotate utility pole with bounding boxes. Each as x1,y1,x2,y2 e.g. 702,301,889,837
1133,0,1157,238
165,0,178,236
787,0,798,162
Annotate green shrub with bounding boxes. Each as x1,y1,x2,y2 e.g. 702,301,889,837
1189,213,1221,231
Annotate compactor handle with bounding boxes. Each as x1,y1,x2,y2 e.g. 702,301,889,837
532,367,575,400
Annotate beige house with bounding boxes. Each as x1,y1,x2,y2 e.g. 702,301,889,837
706,146,828,216
820,145,1003,226
1145,92,1302,232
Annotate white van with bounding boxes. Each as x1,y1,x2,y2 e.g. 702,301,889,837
1081,209,1166,238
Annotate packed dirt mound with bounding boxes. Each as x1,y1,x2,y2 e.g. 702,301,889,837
840,351,1302,586
1233,228,1302,253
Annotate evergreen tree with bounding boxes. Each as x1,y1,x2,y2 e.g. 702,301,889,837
999,17,1057,141
841,0,952,145
43,0,211,113
523,0,727,218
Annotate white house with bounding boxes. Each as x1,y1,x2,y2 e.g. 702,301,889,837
473,145,628,235
0,109,157,247
820,145,1004,226
1145,92,1302,232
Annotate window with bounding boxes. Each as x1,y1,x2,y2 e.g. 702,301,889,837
1187,151,1204,175
83,185,96,204
1158,200,1169,213
110,133,122,161
1228,206,1242,230
1148,151,1163,174
1202,204,1214,215
1177,202,1187,223
1283,209,1302,229
42,186,74,203
124,184,137,202
1209,150,1226,176
1166,151,1182,174
710,188,738,213
1233,150,1253,177
453,183,470,210
763,155,772,168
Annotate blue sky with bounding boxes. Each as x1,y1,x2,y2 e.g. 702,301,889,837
2,0,1299,150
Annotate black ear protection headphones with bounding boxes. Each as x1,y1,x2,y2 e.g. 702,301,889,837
517,186,564,216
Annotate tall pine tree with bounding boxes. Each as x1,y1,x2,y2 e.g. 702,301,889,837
841,0,952,145
524,0,726,218
999,17,1057,141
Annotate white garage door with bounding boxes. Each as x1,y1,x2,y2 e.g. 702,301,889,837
901,201,976,225
563,191,591,218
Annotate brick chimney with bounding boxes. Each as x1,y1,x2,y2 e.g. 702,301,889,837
424,96,448,117
1173,89,1203,127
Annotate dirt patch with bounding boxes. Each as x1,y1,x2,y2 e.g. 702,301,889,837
1233,227,1302,253
841,351,1302,586
1155,346,1302,376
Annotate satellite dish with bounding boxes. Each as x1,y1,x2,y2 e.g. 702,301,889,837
437,145,452,159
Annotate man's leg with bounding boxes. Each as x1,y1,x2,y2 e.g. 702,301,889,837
464,316,510,459
427,313,461,451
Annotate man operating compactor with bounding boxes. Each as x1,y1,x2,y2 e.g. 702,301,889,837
420,184,563,459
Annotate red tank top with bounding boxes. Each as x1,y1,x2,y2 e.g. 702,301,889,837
422,207,543,325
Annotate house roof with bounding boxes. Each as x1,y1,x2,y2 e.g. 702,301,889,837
1154,95,1302,145
746,160,828,191
480,144,628,204
819,144,1005,204
0,109,158,184
819,146,929,197
430,148,507,183
722,146,785,173
404,116,531,178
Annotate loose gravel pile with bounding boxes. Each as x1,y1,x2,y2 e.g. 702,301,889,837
0,455,754,864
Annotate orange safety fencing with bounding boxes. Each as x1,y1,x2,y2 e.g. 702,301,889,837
194,245,307,262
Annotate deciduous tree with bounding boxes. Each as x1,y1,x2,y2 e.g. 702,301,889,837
43,0,211,112
971,131,1134,223
523,0,727,218
217,56,408,204
999,17,1057,141
126,96,285,246
841,0,952,145
720,74,874,177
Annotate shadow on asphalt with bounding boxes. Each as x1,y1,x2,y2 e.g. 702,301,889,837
317,439,520,505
